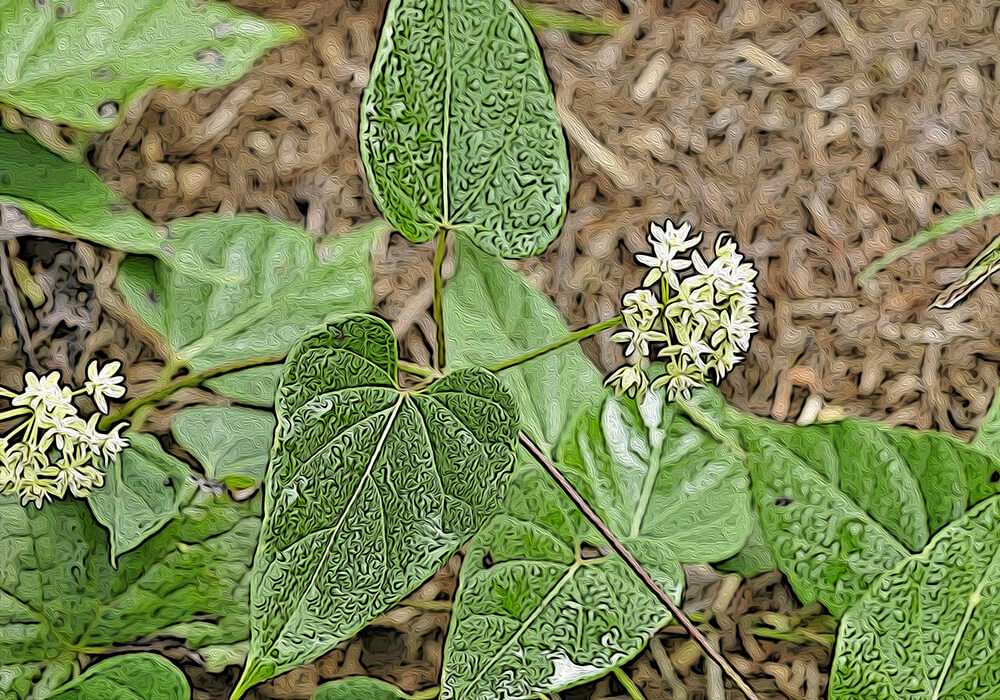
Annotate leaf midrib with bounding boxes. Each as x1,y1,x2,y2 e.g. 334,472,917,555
261,394,405,661
932,533,1000,699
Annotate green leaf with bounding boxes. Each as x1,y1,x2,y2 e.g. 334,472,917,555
0,0,299,130
932,231,1000,309
441,392,750,699
445,232,603,452
360,0,568,258
974,388,1000,460
0,491,259,693
312,677,410,700
87,432,196,561
0,128,164,253
238,315,518,695
117,214,374,405
712,392,1000,603
172,405,275,489
48,654,188,700
830,495,1000,699
856,192,1000,287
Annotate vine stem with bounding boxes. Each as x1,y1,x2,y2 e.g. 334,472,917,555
613,666,647,700
488,315,622,373
518,431,759,700
99,354,286,429
433,229,449,371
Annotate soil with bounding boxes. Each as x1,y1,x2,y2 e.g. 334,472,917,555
8,0,1000,697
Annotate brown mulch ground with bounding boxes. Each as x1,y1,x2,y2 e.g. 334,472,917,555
8,0,1000,697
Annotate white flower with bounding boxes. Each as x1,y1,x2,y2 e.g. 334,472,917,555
635,219,702,289
13,372,71,415
621,289,660,330
605,364,649,400
607,216,759,402
652,359,704,401
611,312,668,358
0,365,130,508
99,423,130,461
85,361,126,414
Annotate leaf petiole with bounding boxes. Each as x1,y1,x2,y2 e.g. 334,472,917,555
487,315,622,373
433,229,449,371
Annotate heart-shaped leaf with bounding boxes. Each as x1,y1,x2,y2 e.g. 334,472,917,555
361,0,568,258
87,432,196,561
117,214,374,405
48,654,188,700
441,392,750,699
0,128,164,254
236,315,518,696
830,495,1000,699
0,0,299,130
445,232,603,452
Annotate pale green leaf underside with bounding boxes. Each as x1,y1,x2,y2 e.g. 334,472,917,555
116,214,374,405
0,127,165,254
312,677,410,700
0,0,299,130
445,233,603,452
87,432,196,561
172,405,275,489
243,315,518,689
831,495,1000,699
441,392,749,700
48,654,188,700
360,0,568,258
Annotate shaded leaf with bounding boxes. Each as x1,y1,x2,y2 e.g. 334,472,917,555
87,432,196,561
237,315,518,695
117,214,374,405
312,677,410,700
172,405,275,490
830,495,1000,699
361,0,568,258
48,654,187,700
0,491,259,695
441,392,749,699
0,128,163,253
0,0,299,130
445,232,603,452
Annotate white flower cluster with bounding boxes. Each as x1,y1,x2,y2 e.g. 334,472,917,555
0,361,129,507
606,218,758,401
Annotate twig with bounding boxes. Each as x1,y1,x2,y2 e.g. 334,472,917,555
0,239,38,371
519,432,759,700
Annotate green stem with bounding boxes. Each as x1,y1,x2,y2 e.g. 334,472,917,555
488,315,622,373
412,687,440,700
99,354,286,430
613,667,647,700
433,229,449,371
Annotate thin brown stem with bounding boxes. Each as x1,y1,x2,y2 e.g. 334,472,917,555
0,240,38,371
518,432,759,700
